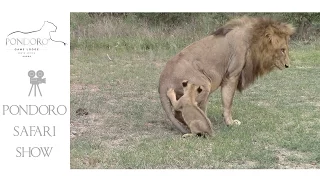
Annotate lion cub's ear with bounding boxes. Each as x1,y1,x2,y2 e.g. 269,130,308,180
197,86,203,94
182,80,188,87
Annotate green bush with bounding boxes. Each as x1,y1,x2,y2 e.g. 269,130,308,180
129,13,195,26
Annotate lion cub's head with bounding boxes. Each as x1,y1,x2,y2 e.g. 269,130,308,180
181,80,203,104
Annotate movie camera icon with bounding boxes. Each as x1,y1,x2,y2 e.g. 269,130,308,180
28,70,46,97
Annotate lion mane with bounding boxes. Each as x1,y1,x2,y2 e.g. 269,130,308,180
214,16,295,91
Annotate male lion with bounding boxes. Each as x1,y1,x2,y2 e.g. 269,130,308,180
167,80,213,138
158,16,295,133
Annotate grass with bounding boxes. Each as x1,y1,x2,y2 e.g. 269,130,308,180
70,13,320,169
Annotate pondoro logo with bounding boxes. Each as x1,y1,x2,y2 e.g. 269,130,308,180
6,21,66,57
6,37,50,46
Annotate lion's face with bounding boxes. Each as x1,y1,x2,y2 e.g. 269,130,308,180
272,35,291,70
251,20,295,74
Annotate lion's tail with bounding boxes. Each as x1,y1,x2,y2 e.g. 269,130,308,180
159,86,189,134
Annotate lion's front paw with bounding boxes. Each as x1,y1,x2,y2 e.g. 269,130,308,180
233,120,241,126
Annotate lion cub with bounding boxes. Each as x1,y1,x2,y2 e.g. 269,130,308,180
167,80,213,138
